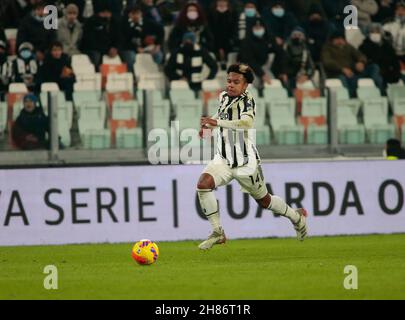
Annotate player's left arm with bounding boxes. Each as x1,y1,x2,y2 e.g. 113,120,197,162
201,96,255,130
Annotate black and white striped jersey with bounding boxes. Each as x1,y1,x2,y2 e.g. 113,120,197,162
213,90,261,168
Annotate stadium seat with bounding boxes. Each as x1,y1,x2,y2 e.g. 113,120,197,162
170,80,190,90
150,100,171,129
5,28,17,55
170,88,196,104
307,125,328,144
357,78,376,87
325,78,344,88
175,100,203,131
71,54,96,75
337,105,366,144
100,63,128,89
392,98,405,117
134,53,159,77
74,73,102,92
263,85,288,102
116,127,143,148
77,101,107,132
0,102,7,133
111,100,139,121
255,98,267,129
40,91,66,111
81,129,111,149
207,99,219,117
102,54,122,65
269,99,304,144
202,79,222,91
106,73,134,95
255,125,271,145
301,97,327,117
8,83,28,93
363,98,396,143
73,90,101,108
387,84,405,105
41,82,60,92
357,86,381,101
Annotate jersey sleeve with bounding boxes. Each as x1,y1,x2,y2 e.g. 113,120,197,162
240,94,256,120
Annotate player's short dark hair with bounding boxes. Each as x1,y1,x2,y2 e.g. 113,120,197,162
227,63,254,84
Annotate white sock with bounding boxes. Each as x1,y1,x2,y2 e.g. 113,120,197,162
268,195,300,224
197,189,221,232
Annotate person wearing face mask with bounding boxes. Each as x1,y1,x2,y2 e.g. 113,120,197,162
285,27,316,92
168,2,214,52
262,0,299,46
383,0,405,72
359,23,401,87
9,42,38,91
80,4,122,68
57,4,83,57
321,31,384,97
16,2,56,62
237,0,264,41
239,20,288,88
303,3,335,63
208,0,238,68
165,32,218,91
121,5,164,72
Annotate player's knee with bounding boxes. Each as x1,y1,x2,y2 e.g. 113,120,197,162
256,194,271,208
197,173,215,190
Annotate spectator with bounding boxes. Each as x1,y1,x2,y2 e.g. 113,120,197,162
359,23,401,87
10,42,39,91
285,0,326,24
383,1,405,66
121,5,164,72
164,32,218,91
384,138,405,159
0,0,21,28
140,0,164,25
37,41,75,100
262,0,299,46
303,3,335,63
80,3,122,68
16,1,56,63
0,40,9,96
168,1,214,52
239,20,288,87
351,0,379,30
57,4,83,56
321,0,351,33
284,27,316,91
139,0,176,26
238,0,263,42
373,0,397,23
12,93,49,150
321,31,383,97
207,0,238,69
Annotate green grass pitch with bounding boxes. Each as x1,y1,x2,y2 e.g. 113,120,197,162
1,234,404,300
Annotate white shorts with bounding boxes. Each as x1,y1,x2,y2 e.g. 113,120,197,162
202,156,268,200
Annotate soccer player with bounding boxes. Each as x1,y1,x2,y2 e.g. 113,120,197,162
197,63,308,250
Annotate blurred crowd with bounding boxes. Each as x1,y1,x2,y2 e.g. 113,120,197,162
0,0,405,99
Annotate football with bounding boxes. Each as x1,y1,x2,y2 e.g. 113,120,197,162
131,239,159,265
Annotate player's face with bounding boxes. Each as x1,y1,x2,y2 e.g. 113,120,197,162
226,72,248,97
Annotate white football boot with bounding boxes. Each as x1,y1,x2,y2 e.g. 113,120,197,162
198,227,226,250
293,208,308,241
